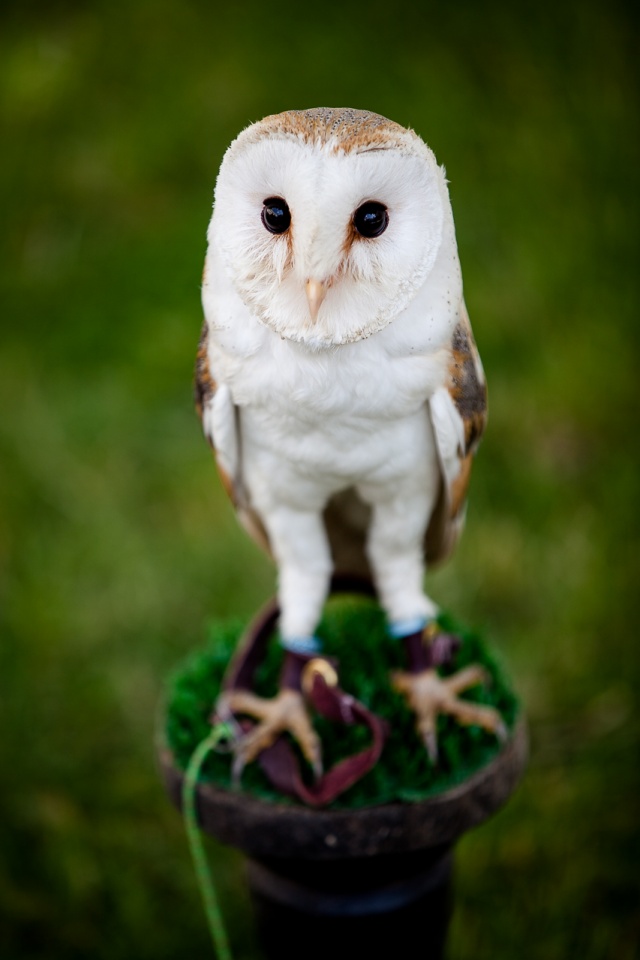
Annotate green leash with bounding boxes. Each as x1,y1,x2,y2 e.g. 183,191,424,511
182,725,235,960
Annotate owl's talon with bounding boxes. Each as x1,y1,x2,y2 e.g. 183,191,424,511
231,751,246,789
210,701,244,750
423,729,438,765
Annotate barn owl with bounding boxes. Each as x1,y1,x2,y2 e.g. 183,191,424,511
197,108,505,778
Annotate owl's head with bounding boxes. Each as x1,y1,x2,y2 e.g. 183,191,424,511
208,108,457,347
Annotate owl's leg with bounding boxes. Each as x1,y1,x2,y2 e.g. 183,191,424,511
265,505,333,644
360,484,505,761
220,504,332,781
360,484,437,627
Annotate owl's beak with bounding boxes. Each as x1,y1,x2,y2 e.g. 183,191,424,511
305,279,328,322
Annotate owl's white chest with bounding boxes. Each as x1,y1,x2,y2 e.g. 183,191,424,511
205,272,455,491
245,345,441,479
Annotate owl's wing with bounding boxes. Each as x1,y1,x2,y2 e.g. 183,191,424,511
323,302,487,576
425,301,487,565
195,321,271,553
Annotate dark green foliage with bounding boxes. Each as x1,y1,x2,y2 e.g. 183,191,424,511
166,600,520,808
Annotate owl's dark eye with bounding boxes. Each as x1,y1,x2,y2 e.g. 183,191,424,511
353,201,388,238
262,197,291,234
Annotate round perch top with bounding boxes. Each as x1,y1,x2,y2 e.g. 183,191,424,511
158,717,527,860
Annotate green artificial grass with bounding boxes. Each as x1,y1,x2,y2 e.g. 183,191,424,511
165,595,519,809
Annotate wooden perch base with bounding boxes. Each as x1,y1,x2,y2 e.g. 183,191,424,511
158,718,526,959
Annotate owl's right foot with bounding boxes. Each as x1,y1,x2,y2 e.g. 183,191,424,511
392,621,506,762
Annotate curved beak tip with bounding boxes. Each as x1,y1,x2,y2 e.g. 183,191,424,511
305,279,328,322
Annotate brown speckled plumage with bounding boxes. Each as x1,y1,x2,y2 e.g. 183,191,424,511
234,107,428,158
447,310,487,455
194,321,216,424
421,305,487,565
195,320,272,553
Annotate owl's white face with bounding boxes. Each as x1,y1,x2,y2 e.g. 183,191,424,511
208,111,451,347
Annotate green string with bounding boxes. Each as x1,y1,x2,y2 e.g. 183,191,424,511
182,725,235,960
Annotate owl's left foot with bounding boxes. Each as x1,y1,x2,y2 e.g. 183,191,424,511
392,665,507,762
216,648,334,785
217,686,323,785
391,623,506,762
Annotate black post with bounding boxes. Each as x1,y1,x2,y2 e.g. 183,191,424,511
248,845,453,960
159,719,526,960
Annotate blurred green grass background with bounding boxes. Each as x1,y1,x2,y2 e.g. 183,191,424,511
1,0,638,957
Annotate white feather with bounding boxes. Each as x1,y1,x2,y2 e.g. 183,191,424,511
209,382,238,483
429,386,466,489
